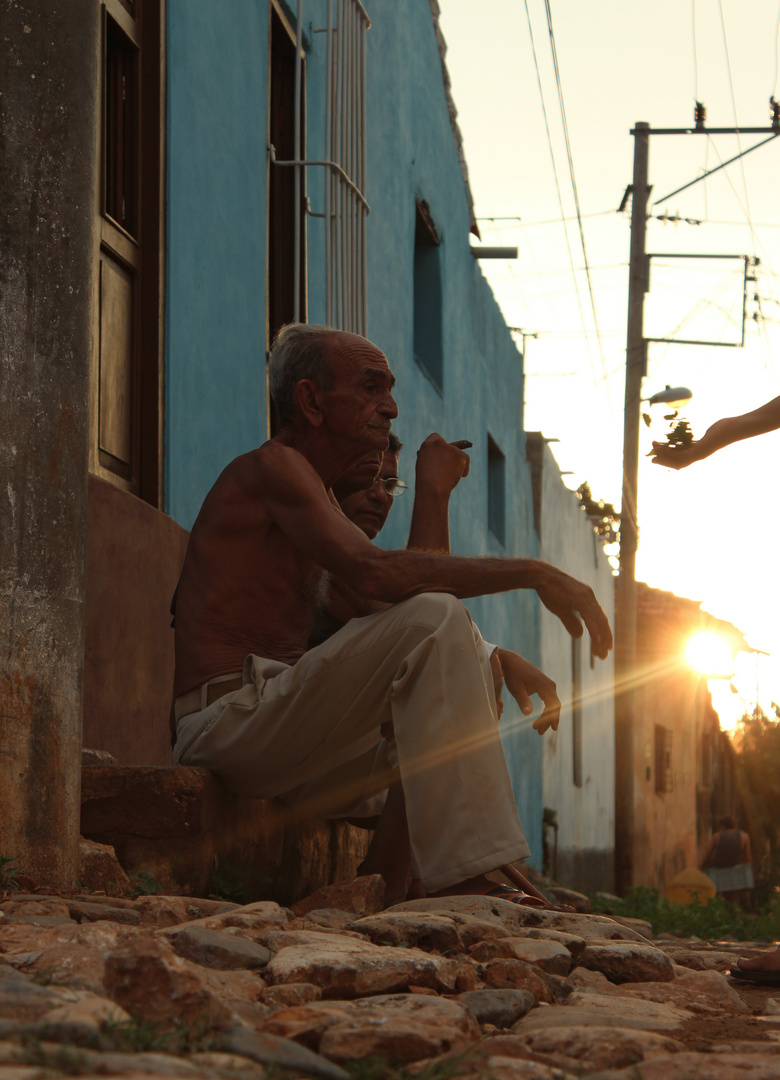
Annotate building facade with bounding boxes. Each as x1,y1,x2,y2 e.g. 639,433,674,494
526,436,617,893
2,0,614,884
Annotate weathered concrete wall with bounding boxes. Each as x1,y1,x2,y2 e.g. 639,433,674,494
0,0,98,887
530,437,616,894
83,478,189,766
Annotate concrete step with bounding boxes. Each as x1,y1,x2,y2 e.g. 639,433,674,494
80,765,370,905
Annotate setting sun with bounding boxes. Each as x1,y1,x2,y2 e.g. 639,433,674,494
685,632,735,678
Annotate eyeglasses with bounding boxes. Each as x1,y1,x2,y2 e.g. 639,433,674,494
372,476,409,497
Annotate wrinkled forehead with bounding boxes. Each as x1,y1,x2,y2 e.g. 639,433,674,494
326,332,394,384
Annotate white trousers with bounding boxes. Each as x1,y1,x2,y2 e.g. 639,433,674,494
173,593,530,892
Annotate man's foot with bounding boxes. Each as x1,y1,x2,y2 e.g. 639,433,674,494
485,884,548,907
730,949,780,984
428,873,554,908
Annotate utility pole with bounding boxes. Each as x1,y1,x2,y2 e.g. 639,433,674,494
613,105,778,895
615,121,649,896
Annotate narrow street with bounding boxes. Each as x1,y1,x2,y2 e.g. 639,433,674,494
1,881,779,1079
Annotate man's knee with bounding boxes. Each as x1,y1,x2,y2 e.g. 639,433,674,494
396,592,470,633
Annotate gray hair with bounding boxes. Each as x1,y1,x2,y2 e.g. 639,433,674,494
268,323,335,426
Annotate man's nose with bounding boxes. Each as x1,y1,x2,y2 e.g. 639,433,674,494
380,392,398,419
368,481,388,504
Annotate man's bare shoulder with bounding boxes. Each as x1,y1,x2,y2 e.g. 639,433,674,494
226,440,325,495
204,440,324,508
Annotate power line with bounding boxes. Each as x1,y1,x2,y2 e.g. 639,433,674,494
691,0,699,103
718,0,758,259
543,0,613,410
476,210,615,226
773,0,780,97
521,0,600,395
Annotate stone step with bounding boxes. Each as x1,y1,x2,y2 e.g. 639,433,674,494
80,765,370,905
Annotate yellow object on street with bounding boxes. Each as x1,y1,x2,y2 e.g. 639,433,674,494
667,867,717,904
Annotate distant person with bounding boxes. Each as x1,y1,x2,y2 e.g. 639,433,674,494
316,431,562,906
701,815,753,907
651,394,780,469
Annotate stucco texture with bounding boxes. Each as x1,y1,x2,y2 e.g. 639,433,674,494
533,438,616,892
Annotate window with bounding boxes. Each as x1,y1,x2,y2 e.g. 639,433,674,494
413,199,443,390
655,725,673,794
487,434,505,545
93,0,163,503
268,0,369,344
572,637,583,787
268,4,307,349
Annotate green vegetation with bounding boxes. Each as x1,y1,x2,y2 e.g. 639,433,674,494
208,857,271,905
100,1017,216,1054
128,868,163,897
341,1049,480,1080
593,886,780,942
0,855,19,889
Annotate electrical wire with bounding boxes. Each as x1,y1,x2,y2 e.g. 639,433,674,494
543,0,613,411
475,210,615,227
705,137,779,281
692,0,699,103
718,0,758,259
773,0,780,97
521,0,600,394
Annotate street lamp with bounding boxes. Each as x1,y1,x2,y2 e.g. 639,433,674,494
646,385,693,408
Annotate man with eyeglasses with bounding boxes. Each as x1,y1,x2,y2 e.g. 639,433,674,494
308,430,562,905
171,324,612,906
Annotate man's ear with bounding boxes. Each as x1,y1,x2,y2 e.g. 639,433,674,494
295,379,324,427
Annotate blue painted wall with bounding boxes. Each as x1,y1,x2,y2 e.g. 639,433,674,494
166,0,271,529
165,0,545,862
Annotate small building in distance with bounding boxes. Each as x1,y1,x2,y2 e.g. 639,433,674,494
627,582,745,893
526,434,617,894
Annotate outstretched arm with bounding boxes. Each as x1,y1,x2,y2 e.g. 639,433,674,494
652,394,780,470
263,442,613,657
407,434,471,553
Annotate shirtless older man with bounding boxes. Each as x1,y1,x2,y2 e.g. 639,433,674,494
172,323,612,899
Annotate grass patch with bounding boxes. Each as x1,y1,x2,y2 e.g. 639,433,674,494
100,1017,217,1055
341,1049,481,1080
594,886,780,941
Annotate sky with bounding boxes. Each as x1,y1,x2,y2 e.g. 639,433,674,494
437,0,780,729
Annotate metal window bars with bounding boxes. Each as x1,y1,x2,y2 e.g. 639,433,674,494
269,0,371,334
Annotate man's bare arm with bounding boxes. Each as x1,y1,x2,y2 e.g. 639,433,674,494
264,443,613,657
652,394,780,470
407,435,471,553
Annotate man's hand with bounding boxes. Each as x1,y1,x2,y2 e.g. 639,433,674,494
650,441,703,470
535,564,613,659
498,649,561,735
489,647,505,719
415,433,471,497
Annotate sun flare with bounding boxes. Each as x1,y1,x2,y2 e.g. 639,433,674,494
685,632,734,678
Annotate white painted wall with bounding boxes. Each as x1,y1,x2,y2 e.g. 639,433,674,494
534,439,616,887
